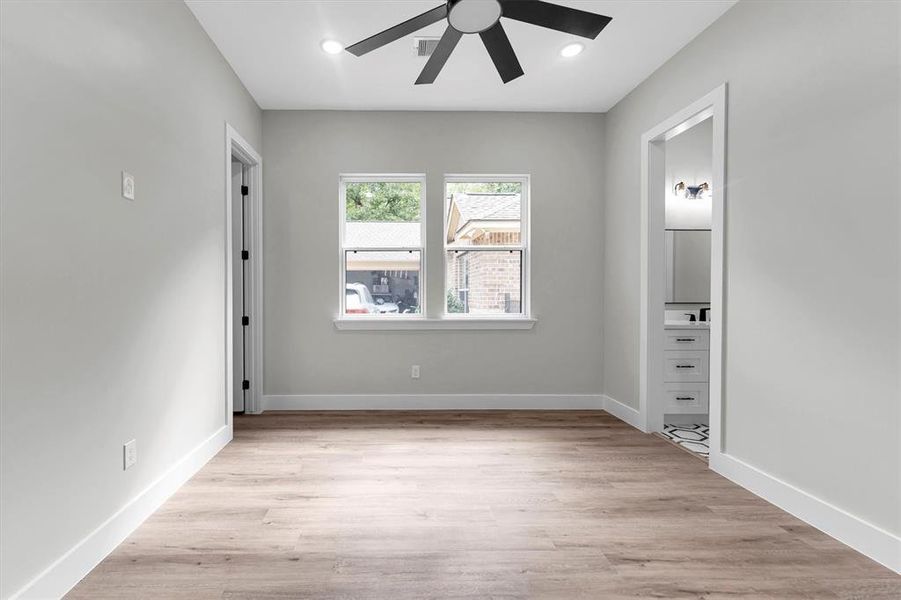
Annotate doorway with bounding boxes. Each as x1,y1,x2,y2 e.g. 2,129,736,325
231,159,250,413
639,84,726,463
226,124,262,418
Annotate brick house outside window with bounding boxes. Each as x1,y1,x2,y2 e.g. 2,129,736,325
445,192,522,314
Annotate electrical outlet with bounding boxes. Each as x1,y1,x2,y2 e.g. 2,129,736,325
123,439,137,470
411,365,420,379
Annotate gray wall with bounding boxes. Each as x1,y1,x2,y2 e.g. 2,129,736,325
603,0,900,535
0,1,261,596
262,111,604,396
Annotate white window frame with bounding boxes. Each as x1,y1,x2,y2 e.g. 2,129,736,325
443,174,531,319
338,174,427,319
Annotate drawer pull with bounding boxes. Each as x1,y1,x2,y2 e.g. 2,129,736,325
675,365,694,369
675,338,696,342
675,396,695,401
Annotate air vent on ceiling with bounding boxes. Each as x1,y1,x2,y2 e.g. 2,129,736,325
414,37,441,57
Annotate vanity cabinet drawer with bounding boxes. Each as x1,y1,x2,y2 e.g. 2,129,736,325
663,384,709,414
664,329,709,350
664,351,709,382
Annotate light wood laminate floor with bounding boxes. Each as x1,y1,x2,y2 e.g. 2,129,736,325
69,411,900,599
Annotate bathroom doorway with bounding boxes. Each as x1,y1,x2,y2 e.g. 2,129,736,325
639,84,726,464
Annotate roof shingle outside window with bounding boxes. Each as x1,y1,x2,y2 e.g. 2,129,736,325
447,193,522,245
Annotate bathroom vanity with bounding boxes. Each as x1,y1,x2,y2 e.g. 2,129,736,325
663,320,709,417
662,228,711,421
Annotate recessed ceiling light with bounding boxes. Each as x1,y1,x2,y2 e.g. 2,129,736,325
560,42,584,58
321,39,344,55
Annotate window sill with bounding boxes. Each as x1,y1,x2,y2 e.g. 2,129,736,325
333,317,537,331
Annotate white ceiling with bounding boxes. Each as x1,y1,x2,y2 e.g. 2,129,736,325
187,0,736,112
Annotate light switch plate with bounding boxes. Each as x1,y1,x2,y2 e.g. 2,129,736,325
122,171,135,200
123,439,137,470
411,365,420,379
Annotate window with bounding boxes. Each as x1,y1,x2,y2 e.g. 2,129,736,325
340,175,425,317
444,176,529,317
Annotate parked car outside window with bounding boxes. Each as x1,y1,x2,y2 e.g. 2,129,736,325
345,282,379,314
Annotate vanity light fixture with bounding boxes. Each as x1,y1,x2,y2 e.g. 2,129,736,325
321,39,345,55
674,181,709,199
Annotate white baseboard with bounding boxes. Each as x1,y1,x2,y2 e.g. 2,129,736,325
262,395,649,430
263,394,605,411
599,394,899,573
710,452,900,574
9,425,232,600
601,394,644,431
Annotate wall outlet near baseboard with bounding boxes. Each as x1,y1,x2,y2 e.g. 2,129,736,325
123,439,137,470
411,365,420,379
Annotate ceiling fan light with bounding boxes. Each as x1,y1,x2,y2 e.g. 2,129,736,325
447,0,502,34
560,42,584,58
320,39,345,55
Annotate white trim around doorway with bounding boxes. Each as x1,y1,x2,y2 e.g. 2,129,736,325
639,83,727,462
225,123,263,418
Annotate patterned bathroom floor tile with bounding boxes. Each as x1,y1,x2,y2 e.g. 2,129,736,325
661,423,709,459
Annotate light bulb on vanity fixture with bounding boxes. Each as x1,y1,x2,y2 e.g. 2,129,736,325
673,181,709,199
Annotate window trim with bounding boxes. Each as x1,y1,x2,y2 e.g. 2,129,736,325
333,317,536,331
338,174,427,319
443,174,531,319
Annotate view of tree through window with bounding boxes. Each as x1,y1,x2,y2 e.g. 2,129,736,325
444,182,521,195
345,182,421,222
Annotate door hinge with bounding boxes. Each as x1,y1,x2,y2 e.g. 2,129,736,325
241,250,249,260
241,185,249,196
242,380,250,390
242,315,249,326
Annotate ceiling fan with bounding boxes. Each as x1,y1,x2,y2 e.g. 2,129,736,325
345,0,612,85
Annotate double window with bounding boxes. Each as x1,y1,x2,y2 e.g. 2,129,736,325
339,174,529,320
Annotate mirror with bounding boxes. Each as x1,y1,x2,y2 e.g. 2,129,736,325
665,230,711,303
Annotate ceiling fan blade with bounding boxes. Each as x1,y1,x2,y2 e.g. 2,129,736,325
479,22,524,84
500,0,611,39
346,4,448,56
415,26,463,85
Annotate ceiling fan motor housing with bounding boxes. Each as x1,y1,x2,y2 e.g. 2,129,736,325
447,0,502,34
